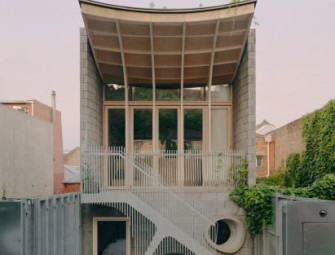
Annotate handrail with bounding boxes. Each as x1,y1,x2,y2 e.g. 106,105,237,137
81,147,245,252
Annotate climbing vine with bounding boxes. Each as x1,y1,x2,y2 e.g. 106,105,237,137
230,172,335,237
283,153,301,187
297,99,335,187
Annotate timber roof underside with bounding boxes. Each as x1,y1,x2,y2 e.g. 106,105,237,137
80,0,256,87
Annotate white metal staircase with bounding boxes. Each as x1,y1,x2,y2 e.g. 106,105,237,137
81,148,244,254
82,191,214,255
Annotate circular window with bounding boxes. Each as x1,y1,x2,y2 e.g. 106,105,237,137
206,217,246,254
209,220,231,244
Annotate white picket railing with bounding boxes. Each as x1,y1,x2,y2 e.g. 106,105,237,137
81,147,245,255
82,147,245,193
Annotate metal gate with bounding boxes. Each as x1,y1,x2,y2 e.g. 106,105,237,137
254,195,335,255
0,193,80,255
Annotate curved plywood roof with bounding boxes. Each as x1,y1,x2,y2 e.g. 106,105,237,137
79,0,256,87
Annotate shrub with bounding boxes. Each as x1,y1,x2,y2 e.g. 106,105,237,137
257,170,285,187
284,153,301,187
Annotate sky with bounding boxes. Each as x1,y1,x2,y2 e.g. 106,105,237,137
0,0,334,150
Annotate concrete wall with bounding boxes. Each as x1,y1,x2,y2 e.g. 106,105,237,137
183,192,253,255
80,28,103,149
273,118,304,170
3,100,65,194
233,29,256,185
33,100,65,194
0,104,53,198
81,193,252,255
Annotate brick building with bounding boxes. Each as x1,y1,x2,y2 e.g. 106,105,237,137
255,120,276,177
273,118,304,170
255,117,305,177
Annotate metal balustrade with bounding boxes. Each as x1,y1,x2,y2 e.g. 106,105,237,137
81,147,245,255
82,147,245,192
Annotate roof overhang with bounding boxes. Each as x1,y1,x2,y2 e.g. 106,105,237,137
80,0,256,87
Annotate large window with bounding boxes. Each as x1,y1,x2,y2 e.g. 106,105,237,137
104,83,231,151
184,109,203,150
211,108,228,151
159,109,178,151
105,84,125,101
108,109,125,147
133,109,153,151
129,86,152,101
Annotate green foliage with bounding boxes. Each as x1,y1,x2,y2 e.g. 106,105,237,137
257,170,285,187
308,174,335,200
231,170,335,237
297,100,335,187
231,100,335,237
283,174,335,200
230,182,279,237
284,153,301,187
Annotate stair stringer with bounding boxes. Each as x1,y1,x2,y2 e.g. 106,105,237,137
81,192,215,255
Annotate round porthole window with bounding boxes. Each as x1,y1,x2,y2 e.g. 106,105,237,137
206,217,246,254
209,220,231,244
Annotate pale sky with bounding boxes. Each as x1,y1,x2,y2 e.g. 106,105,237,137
0,0,334,150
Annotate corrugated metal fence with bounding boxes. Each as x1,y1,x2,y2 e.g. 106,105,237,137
0,193,80,255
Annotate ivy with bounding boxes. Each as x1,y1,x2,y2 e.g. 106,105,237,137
297,100,335,187
230,173,335,237
231,100,335,237
283,153,301,187
230,183,279,237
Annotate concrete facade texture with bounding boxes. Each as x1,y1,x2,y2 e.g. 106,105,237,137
80,28,103,149
2,100,65,194
80,21,256,255
0,104,54,198
81,192,253,255
273,118,305,170
233,29,256,185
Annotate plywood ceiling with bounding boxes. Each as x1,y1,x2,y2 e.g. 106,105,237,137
80,0,256,87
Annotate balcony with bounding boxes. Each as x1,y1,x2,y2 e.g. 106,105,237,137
81,147,245,194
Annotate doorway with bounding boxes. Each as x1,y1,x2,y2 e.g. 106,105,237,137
93,217,130,255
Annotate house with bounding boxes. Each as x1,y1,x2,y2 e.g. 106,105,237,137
1,95,65,194
0,103,54,198
255,117,305,177
63,147,81,192
79,0,256,254
255,120,276,177
273,118,304,170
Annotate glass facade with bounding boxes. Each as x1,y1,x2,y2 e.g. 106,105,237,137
105,83,231,152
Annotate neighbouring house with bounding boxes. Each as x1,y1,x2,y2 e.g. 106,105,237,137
1,95,65,194
0,103,54,197
273,117,304,170
0,98,81,254
255,117,305,177
63,147,81,192
79,0,256,254
255,120,276,177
